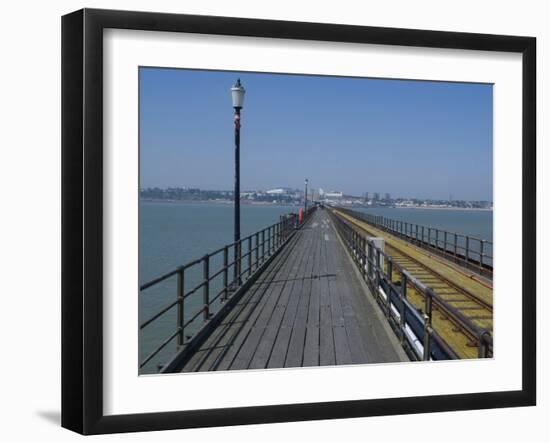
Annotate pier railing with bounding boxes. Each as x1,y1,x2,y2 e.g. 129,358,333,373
139,206,316,372
329,210,493,361
335,207,493,279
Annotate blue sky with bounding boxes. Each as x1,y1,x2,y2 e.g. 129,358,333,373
140,68,493,201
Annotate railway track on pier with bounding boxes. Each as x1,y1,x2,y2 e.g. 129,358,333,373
332,209,493,359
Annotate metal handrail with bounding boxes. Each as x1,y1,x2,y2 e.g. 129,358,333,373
328,209,493,361
334,206,493,279
139,206,317,370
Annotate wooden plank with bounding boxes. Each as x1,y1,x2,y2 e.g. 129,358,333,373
248,235,311,369
303,224,323,366
219,213,320,370
267,227,315,368
318,229,336,366
333,325,353,365
230,234,309,370
285,219,318,368
182,230,302,371
216,232,305,371
327,213,405,364
182,265,274,371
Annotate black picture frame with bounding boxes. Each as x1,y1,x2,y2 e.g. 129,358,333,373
61,8,536,435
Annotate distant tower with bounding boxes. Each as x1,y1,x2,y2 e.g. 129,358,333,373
373,192,380,201
384,192,391,201
364,192,369,202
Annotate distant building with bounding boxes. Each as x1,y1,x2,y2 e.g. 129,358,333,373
266,188,285,195
324,191,343,199
373,192,380,201
384,192,391,201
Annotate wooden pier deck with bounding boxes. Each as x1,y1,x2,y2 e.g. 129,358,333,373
178,209,408,372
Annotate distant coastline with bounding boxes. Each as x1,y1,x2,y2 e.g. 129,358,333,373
383,206,493,212
139,198,299,207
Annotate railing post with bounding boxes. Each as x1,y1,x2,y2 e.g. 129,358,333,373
444,231,448,254
353,231,357,261
421,226,425,244
428,227,432,247
361,236,367,278
261,229,265,262
354,231,361,263
400,272,407,344
203,255,210,321
255,232,259,270
465,236,470,266
239,239,243,283
479,240,485,273
478,329,491,358
223,246,228,301
415,224,419,243
454,233,458,260
177,267,185,347
423,289,434,361
367,241,373,281
376,249,388,317
248,236,252,278
435,229,439,249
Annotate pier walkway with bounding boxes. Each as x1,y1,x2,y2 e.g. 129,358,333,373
177,209,407,372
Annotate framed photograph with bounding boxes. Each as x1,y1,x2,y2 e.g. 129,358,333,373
62,8,536,434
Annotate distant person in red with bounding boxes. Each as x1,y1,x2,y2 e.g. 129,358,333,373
299,208,303,224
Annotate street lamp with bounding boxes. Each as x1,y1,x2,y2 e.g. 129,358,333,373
231,79,245,284
304,178,308,213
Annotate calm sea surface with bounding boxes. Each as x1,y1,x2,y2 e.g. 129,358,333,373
139,202,492,373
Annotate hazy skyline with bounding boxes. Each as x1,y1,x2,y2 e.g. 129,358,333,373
140,68,493,201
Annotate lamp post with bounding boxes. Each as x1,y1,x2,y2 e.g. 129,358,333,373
304,178,308,213
231,79,246,285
